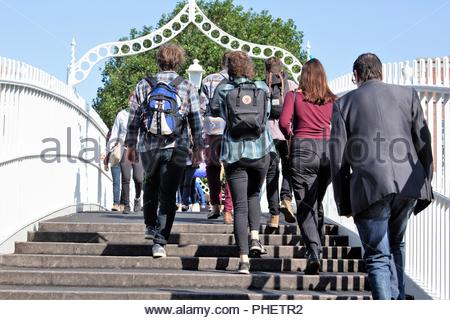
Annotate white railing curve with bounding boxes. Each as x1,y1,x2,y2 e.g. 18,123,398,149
0,57,112,253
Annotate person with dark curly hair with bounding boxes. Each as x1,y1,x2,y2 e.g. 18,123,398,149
216,51,275,274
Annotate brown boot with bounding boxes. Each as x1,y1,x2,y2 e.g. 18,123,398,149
266,215,280,228
223,211,234,224
280,199,296,223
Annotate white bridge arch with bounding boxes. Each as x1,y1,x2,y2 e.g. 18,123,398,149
67,0,303,87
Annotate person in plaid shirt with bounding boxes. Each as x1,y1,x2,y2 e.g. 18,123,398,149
125,43,203,258
201,52,234,224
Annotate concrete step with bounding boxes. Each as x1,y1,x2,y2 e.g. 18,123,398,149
14,242,362,259
0,268,369,291
0,285,372,300
37,222,338,235
0,254,365,273
27,232,349,246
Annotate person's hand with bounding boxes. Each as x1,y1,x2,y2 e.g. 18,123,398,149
192,149,203,167
103,154,110,171
127,147,137,164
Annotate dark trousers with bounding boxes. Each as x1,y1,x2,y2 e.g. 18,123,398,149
354,194,416,300
225,155,270,254
266,139,293,215
120,150,143,206
290,138,331,254
141,148,186,244
181,166,198,206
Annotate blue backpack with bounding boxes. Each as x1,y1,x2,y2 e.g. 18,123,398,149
142,76,185,137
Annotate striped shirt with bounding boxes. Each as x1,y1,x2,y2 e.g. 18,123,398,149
107,109,129,153
125,71,204,153
218,77,276,164
201,70,229,135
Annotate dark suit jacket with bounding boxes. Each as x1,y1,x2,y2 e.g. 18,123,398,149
330,79,433,217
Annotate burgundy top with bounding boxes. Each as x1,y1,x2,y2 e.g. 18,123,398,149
279,91,334,140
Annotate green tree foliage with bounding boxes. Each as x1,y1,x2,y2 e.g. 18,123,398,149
93,0,306,127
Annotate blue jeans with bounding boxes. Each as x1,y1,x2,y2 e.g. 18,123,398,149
195,179,207,206
354,194,416,300
111,164,121,205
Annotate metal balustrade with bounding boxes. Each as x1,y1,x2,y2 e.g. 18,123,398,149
328,55,450,299
0,57,112,253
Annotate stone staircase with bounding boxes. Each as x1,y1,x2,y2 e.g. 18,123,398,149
0,212,371,299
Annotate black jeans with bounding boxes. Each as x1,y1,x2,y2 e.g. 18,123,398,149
266,139,293,215
225,155,270,254
181,165,198,206
141,148,186,245
120,150,144,206
290,138,331,254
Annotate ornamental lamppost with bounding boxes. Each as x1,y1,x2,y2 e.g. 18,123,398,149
187,59,204,89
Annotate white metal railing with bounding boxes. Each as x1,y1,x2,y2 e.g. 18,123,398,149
0,57,112,253
327,55,450,299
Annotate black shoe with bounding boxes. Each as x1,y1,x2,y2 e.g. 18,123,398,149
181,204,190,212
249,239,267,258
123,205,131,214
238,261,250,274
145,226,167,245
304,250,321,275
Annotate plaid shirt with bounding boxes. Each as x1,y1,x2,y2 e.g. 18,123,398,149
125,71,204,153
201,70,229,135
218,78,276,164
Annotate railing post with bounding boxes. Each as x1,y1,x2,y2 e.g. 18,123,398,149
420,59,426,85
444,56,450,86
436,58,442,86
445,94,450,196
427,58,434,85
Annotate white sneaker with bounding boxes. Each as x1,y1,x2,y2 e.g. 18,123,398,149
191,203,200,212
152,244,166,258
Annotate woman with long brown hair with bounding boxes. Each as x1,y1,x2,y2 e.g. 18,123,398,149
279,58,337,275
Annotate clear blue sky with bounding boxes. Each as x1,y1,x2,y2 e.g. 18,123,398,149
1,0,449,104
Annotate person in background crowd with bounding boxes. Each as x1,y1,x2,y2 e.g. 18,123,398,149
103,130,121,211
217,51,275,274
108,92,144,214
125,43,203,259
201,52,234,224
264,57,296,229
180,154,199,212
279,58,336,275
330,53,433,299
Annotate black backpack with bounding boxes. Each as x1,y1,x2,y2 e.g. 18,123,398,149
202,75,229,117
225,81,268,140
267,72,289,119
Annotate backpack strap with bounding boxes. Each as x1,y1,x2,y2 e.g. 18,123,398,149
169,76,184,88
291,90,299,138
144,76,158,88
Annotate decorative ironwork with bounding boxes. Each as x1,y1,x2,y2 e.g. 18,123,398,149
67,0,303,87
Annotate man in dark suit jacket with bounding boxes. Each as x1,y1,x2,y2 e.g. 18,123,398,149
330,53,433,300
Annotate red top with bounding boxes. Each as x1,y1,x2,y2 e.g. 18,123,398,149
279,91,334,140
